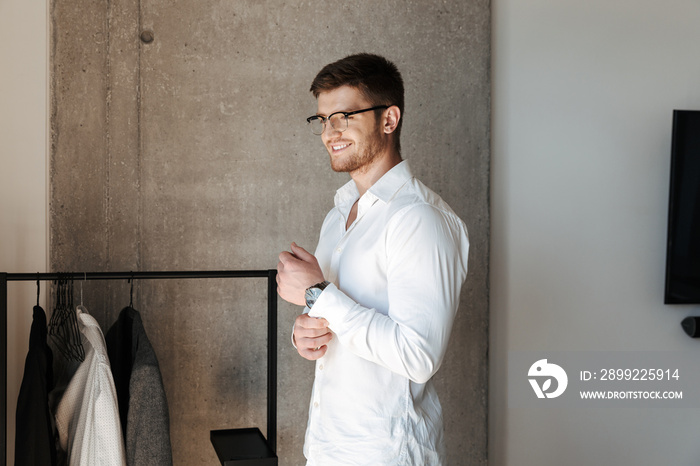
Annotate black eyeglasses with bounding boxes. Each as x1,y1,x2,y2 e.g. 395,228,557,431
306,105,390,135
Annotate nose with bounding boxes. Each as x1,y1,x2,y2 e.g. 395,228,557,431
322,123,343,143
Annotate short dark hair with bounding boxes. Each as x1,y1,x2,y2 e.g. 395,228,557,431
310,53,404,152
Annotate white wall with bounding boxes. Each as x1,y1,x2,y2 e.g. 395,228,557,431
491,0,700,465
0,0,48,463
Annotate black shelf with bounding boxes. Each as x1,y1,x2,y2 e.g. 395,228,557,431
211,427,277,466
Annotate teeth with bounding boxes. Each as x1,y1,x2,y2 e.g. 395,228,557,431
332,144,348,151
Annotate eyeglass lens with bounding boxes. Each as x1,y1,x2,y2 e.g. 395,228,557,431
309,113,348,135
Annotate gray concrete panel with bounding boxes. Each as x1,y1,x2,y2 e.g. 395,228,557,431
51,0,490,464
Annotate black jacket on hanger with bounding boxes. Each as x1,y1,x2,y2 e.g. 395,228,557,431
15,305,56,466
106,306,173,466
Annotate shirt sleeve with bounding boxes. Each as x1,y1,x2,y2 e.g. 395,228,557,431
308,203,469,384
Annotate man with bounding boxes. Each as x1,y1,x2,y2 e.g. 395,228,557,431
277,53,469,466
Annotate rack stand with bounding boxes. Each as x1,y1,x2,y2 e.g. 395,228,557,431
1,270,278,466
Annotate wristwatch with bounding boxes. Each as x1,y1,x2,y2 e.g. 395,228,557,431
305,280,330,309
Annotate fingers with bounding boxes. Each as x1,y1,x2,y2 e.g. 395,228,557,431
276,243,325,306
276,249,306,306
296,313,329,329
298,345,329,360
277,250,297,267
294,314,332,361
290,242,314,261
277,246,310,273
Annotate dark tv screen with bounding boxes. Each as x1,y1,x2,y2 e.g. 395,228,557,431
665,110,700,304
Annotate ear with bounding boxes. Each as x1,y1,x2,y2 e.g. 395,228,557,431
383,105,401,135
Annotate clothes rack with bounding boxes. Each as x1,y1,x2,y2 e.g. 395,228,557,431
0,269,278,465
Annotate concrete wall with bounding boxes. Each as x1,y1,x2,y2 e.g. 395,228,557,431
50,1,490,464
491,0,700,464
0,0,48,464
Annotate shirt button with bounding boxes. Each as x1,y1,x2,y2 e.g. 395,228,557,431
319,364,324,370
336,247,342,254
314,402,319,408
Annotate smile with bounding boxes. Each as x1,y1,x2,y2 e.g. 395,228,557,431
331,143,350,151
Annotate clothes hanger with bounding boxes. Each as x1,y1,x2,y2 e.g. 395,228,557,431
35,274,40,308
65,278,85,361
48,276,70,359
67,277,86,361
76,272,89,316
48,276,64,336
48,274,85,362
128,272,135,309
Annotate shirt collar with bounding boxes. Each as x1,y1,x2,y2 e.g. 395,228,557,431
334,160,413,210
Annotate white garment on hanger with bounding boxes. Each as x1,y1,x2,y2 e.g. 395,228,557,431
55,307,126,466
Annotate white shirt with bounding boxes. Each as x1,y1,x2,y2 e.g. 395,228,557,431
55,308,127,466
304,161,469,465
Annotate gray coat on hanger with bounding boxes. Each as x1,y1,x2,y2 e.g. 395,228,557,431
106,307,173,466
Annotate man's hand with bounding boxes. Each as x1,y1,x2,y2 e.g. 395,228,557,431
294,313,332,360
277,242,325,306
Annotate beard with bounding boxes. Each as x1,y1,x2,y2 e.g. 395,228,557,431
328,126,388,175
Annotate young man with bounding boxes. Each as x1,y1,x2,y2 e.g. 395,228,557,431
277,53,469,466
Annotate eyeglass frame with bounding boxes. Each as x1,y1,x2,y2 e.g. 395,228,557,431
306,105,391,135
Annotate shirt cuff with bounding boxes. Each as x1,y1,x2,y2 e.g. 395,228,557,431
307,282,355,331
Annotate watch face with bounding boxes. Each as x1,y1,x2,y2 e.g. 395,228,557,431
305,287,322,308
305,282,329,308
